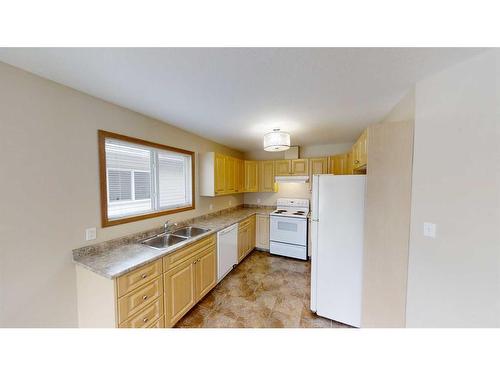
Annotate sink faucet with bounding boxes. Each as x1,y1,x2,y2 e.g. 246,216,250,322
164,220,179,234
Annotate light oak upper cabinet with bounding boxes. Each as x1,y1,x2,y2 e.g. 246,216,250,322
200,152,244,196
259,160,276,192
274,160,291,176
225,156,236,193
200,152,226,196
235,158,244,193
309,157,329,176
244,161,259,192
352,128,368,171
255,214,270,250
291,159,309,175
214,153,226,194
330,153,349,175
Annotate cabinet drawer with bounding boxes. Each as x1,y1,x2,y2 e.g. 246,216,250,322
117,276,163,323
239,216,253,228
116,259,162,297
119,297,163,328
147,316,165,328
163,234,216,271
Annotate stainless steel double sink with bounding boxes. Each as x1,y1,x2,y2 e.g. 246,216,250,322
141,226,210,250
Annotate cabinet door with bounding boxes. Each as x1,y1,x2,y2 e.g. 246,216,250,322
244,161,259,192
234,159,243,193
214,153,226,194
164,259,196,327
237,224,249,262
195,247,217,301
255,215,269,249
359,129,368,167
309,157,328,176
225,156,236,193
247,216,256,255
259,160,275,192
291,159,308,175
346,152,354,175
274,160,291,176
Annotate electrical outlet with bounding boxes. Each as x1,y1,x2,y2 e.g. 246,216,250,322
85,227,97,241
423,222,436,238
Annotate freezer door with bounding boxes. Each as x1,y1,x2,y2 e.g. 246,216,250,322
316,175,366,327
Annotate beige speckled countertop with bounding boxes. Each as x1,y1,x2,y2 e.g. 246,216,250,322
73,207,273,279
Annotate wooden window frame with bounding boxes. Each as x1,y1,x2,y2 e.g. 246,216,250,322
98,130,196,227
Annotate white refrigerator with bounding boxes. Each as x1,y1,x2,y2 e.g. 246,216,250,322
310,174,366,327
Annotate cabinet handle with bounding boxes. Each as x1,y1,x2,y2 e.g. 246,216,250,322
143,317,149,323
142,295,148,300
141,273,148,279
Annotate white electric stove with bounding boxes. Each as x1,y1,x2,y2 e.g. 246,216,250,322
269,198,309,260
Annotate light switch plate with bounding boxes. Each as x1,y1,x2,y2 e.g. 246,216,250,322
85,227,97,241
423,222,436,238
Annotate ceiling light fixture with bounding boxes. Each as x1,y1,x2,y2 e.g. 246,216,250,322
263,129,290,152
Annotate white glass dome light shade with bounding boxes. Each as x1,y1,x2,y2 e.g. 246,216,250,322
263,129,291,152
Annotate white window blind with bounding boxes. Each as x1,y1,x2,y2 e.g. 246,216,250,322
104,137,193,221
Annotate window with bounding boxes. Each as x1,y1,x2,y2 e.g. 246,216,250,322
99,130,195,226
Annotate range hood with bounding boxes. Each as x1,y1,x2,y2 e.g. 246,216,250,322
275,175,309,183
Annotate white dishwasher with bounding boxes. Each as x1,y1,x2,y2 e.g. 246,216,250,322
217,223,238,282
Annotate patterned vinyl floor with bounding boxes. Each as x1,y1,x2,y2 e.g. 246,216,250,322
175,250,352,328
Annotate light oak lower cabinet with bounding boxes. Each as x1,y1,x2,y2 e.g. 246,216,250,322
195,246,217,301
164,258,197,327
163,234,217,327
75,234,218,328
238,215,256,262
255,214,270,250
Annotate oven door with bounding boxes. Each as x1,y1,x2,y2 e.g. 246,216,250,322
270,215,307,246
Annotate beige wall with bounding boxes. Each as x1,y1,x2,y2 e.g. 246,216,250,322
361,118,414,328
0,62,244,327
406,50,500,327
243,142,353,206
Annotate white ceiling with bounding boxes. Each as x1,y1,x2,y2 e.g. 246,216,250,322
0,48,486,151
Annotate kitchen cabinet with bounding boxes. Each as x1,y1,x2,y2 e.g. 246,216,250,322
238,215,256,262
259,160,276,192
215,153,226,194
291,159,309,175
244,160,259,192
235,158,244,193
255,214,270,250
164,259,196,327
309,157,329,176
352,129,368,171
75,234,217,328
274,159,309,176
225,156,236,193
330,153,350,175
274,160,291,176
200,152,244,196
